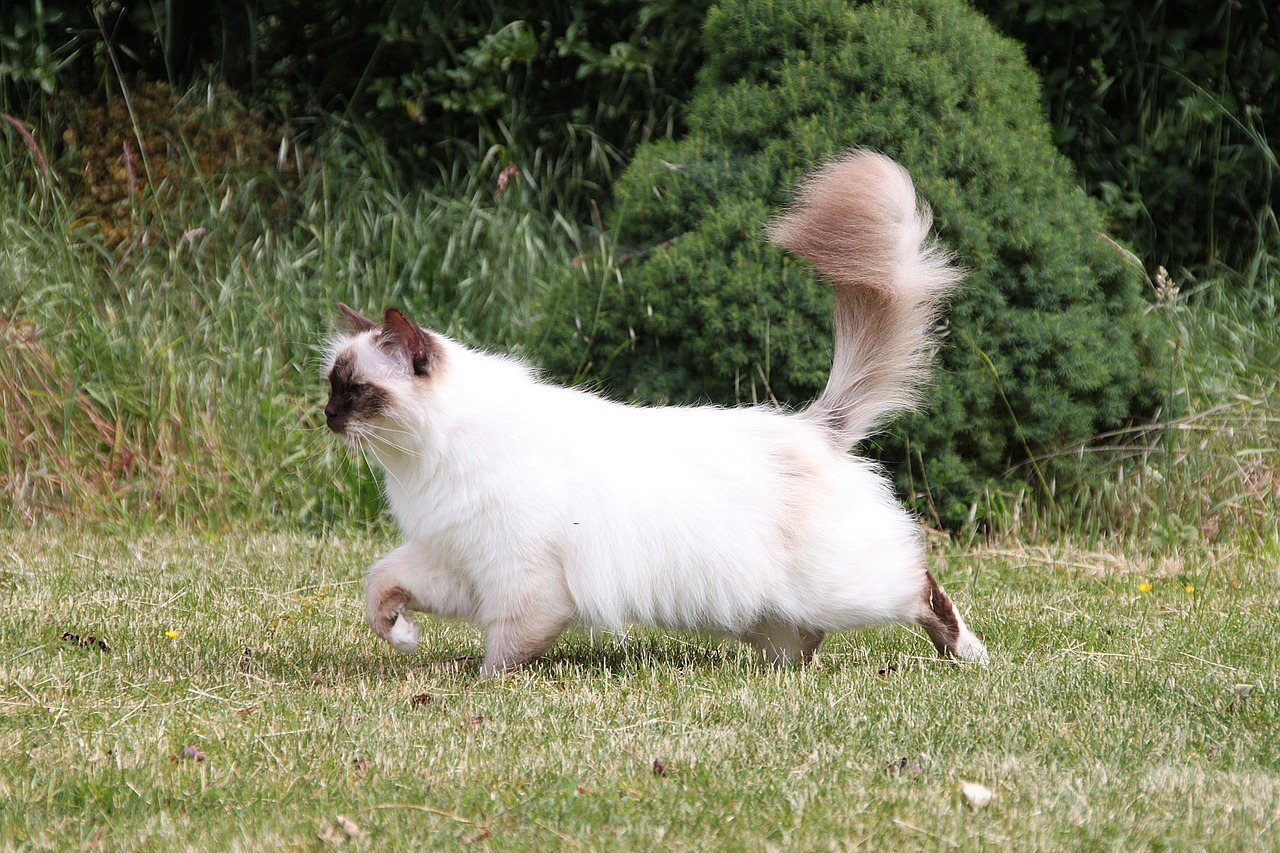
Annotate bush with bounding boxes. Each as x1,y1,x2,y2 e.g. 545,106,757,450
533,0,1167,527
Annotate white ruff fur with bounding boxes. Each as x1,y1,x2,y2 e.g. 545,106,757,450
325,151,988,675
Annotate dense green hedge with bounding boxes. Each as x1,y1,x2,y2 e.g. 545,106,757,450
534,0,1167,526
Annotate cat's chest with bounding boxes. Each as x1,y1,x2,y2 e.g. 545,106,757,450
384,464,547,565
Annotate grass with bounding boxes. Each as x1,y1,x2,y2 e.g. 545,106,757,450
2,528,1277,849
972,264,1280,551
0,87,586,528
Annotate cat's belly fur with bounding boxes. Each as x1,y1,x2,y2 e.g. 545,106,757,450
385,423,928,636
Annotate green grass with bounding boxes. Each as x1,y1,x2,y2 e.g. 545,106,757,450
0,102,586,529
2,529,1278,850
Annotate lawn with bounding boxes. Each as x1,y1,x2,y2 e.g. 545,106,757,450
2,528,1276,850
3,7,1277,849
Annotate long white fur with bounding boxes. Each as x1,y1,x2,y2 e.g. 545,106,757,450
326,151,987,673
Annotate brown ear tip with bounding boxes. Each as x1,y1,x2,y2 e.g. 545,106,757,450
337,303,377,333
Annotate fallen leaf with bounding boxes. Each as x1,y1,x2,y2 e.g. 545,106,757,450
887,757,923,774
410,693,434,708
652,758,668,777
959,780,993,809
61,631,111,653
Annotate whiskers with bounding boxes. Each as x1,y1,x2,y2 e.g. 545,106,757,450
323,418,436,497
350,421,429,460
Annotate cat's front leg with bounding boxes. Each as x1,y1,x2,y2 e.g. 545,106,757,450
364,544,426,653
479,612,572,677
477,566,576,677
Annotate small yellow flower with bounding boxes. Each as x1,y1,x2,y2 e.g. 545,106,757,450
1185,584,1195,593
165,630,179,639
1138,583,1153,593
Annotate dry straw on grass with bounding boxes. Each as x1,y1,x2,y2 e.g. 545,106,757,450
0,317,130,520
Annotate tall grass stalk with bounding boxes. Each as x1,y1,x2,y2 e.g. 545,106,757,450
1,96,586,528
975,265,1279,554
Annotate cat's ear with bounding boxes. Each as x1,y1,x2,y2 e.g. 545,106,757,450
336,303,377,334
382,307,440,377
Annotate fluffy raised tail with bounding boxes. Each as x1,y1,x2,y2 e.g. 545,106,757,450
768,151,962,448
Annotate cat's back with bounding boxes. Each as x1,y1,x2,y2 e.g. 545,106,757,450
428,352,920,631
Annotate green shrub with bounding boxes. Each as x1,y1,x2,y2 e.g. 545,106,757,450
534,0,1167,527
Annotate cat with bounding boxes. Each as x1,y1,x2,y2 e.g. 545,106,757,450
324,150,987,676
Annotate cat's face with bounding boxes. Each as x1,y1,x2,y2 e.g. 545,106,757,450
324,305,441,441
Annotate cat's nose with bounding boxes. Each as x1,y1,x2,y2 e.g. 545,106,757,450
324,401,344,432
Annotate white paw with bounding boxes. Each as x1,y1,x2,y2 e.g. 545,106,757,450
388,613,421,654
956,631,989,666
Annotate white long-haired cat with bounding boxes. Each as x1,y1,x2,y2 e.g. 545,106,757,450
324,151,987,676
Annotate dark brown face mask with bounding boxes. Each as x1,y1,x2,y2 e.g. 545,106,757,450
324,352,388,435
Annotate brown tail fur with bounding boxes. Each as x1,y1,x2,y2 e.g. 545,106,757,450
768,151,962,448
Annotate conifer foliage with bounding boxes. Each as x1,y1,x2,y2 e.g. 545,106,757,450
536,0,1165,525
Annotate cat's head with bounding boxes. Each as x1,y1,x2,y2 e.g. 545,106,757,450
323,304,444,441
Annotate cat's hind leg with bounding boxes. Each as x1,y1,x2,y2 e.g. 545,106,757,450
742,620,810,668
916,570,988,665
744,623,825,667
799,628,826,664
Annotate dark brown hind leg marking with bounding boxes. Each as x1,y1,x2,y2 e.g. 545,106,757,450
917,570,961,656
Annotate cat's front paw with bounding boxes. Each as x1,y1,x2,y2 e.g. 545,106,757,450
367,583,419,652
387,613,421,654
